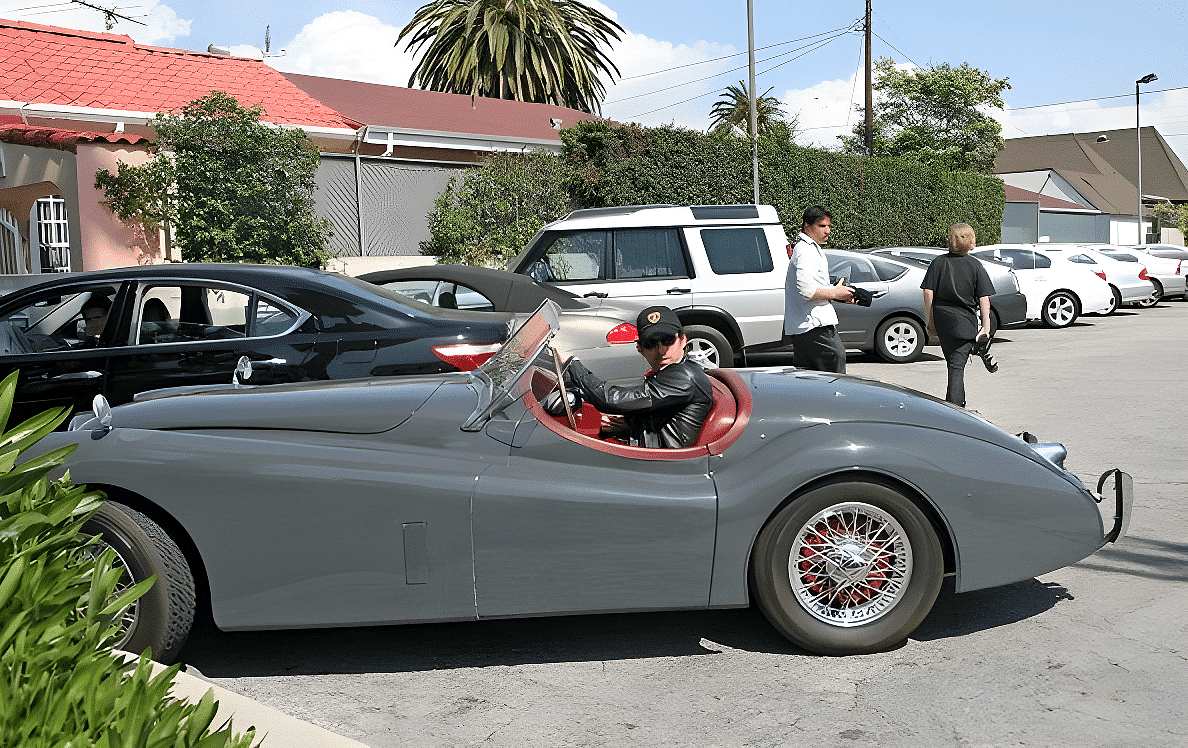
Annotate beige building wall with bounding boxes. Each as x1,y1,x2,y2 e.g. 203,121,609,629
75,143,163,270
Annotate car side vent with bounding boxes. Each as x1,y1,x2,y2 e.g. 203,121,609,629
691,205,760,220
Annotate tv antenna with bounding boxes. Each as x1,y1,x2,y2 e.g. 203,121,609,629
264,25,286,57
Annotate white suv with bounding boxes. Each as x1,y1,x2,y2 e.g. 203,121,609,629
508,205,791,367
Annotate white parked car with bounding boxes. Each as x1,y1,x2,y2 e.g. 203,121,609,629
1034,245,1155,313
973,244,1114,328
1091,244,1187,304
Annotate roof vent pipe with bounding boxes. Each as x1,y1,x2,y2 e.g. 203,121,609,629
207,45,230,56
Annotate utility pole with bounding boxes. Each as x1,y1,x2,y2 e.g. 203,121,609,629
747,0,759,205
864,0,873,156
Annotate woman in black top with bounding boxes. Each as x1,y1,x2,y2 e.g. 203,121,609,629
921,224,995,407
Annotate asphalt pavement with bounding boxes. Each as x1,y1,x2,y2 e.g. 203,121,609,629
178,300,1188,747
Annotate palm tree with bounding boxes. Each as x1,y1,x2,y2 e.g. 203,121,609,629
397,0,623,115
709,81,791,137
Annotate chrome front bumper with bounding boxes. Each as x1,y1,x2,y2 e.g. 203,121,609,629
1095,469,1133,544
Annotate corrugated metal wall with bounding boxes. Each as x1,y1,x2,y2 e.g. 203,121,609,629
314,155,466,258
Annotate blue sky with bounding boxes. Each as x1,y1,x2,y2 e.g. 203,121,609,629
5,0,1188,158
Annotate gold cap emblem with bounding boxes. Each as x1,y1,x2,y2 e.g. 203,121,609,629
647,311,661,324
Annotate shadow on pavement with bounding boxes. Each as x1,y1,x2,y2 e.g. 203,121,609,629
1074,534,1188,582
912,577,1072,642
180,577,1082,677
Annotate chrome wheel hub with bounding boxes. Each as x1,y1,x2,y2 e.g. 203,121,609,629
87,539,138,647
789,502,913,627
684,339,718,368
884,324,918,357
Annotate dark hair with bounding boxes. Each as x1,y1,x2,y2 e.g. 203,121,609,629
81,293,112,313
802,205,832,227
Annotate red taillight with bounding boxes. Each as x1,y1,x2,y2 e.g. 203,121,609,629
606,323,638,344
1139,267,1150,280
786,244,794,259
431,342,502,370
1094,271,1107,281
1177,260,1182,275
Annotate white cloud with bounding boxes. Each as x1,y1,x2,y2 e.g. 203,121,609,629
599,32,736,129
781,70,865,149
0,1,190,44
261,11,419,89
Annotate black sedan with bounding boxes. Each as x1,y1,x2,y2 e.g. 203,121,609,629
0,264,511,422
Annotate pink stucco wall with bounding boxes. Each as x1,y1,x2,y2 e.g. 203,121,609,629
74,143,164,271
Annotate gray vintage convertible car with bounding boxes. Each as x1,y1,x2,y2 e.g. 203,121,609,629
45,302,1131,663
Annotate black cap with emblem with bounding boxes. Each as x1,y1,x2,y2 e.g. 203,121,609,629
635,305,682,343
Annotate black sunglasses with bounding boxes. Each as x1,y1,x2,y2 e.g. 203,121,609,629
640,334,677,349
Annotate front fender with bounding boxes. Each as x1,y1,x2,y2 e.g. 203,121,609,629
708,422,1105,607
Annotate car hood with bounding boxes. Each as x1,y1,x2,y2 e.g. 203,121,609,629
739,367,1042,459
105,374,462,434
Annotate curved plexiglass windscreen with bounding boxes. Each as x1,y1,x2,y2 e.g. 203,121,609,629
461,300,560,430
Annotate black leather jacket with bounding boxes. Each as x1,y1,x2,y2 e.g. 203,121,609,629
564,356,714,449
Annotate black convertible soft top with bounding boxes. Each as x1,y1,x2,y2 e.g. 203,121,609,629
358,264,589,312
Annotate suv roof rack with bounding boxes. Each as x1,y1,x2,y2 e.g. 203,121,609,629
563,205,679,220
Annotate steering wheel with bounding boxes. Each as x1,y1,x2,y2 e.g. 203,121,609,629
550,347,578,431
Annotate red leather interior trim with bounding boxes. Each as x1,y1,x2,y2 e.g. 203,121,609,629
523,366,752,461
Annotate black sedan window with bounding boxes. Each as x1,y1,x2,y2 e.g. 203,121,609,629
134,285,253,345
0,285,119,354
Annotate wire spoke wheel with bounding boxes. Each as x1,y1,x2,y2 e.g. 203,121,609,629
84,539,139,647
789,502,911,627
751,481,943,654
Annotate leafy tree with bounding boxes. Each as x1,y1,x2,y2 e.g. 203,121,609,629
709,80,797,139
397,0,623,114
1150,203,1188,240
95,91,331,267
839,58,1011,173
422,151,574,266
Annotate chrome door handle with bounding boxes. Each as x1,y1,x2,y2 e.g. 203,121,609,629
50,370,102,381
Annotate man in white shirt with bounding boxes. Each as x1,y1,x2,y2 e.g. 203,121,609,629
783,205,853,373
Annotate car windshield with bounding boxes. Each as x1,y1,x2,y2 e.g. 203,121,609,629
461,300,561,431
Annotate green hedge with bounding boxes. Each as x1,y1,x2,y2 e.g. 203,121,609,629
563,120,1005,249
0,371,255,748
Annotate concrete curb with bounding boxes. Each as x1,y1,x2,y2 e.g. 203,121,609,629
117,651,369,747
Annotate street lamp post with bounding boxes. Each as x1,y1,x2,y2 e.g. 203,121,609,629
1136,73,1157,245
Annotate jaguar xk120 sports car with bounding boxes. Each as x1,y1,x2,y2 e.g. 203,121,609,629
45,301,1131,663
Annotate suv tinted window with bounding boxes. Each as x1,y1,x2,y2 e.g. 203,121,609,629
530,231,609,282
613,228,688,279
700,228,774,275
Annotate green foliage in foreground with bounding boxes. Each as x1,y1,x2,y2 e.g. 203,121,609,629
0,371,256,747
95,91,331,268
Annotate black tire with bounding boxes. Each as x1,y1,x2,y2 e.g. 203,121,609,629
1134,280,1162,308
1040,291,1079,328
81,502,196,664
873,317,924,363
751,481,943,655
682,325,734,369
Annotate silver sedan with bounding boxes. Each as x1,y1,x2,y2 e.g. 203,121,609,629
824,250,934,363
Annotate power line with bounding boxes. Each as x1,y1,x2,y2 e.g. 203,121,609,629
618,25,858,82
619,29,854,120
606,27,856,106
871,31,919,69
1010,85,1188,112
68,0,145,27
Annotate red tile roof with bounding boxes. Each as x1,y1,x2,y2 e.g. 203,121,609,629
282,72,595,142
0,123,150,152
0,19,360,131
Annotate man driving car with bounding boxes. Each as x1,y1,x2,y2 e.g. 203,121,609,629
560,305,714,449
